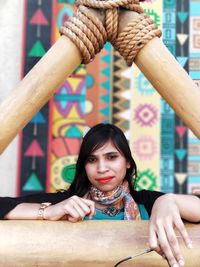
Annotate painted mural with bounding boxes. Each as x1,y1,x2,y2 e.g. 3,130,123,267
17,0,200,196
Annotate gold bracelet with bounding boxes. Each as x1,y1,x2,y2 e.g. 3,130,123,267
38,202,52,220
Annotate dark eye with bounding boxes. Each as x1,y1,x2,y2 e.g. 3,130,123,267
107,154,118,160
86,156,96,163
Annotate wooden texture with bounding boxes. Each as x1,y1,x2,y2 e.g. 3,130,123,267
0,221,199,266
0,35,82,154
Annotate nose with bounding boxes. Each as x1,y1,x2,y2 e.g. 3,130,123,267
97,159,109,173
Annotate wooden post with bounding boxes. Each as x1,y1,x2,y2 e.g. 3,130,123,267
0,36,82,154
0,221,199,266
135,37,200,139
119,10,200,139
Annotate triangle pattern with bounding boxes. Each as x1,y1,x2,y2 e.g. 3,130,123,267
22,173,43,191
120,67,132,79
100,107,109,117
176,34,188,46
100,80,110,91
113,106,120,114
31,112,46,123
176,126,187,137
101,54,110,64
113,76,120,83
101,67,110,77
65,126,82,138
176,57,188,68
114,65,121,73
119,109,131,120
175,149,187,161
25,140,45,157
175,173,187,185
113,96,120,103
28,40,46,57
29,8,49,25
177,12,188,24
101,94,110,103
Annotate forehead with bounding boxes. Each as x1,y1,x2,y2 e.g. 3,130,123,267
91,140,119,155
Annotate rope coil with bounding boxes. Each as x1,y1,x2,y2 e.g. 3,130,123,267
60,0,161,66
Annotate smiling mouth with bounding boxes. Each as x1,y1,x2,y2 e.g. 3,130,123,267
97,177,114,184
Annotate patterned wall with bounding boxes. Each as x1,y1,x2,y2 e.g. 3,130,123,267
17,0,200,196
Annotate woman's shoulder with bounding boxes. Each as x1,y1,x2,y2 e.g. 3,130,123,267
131,189,165,216
131,189,164,203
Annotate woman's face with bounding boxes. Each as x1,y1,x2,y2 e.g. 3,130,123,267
85,140,130,192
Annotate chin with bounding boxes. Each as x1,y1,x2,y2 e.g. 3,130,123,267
97,184,117,192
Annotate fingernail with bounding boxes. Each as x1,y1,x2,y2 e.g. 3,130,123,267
179,260,185,266
172,264,179,267
187,243,193,249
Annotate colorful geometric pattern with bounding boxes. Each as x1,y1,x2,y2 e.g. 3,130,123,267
160,0,176,193
188,1,200,194
17,0,200,195
112,51,131,137
17,0,53,196
174,0,189,194
130,0,162,191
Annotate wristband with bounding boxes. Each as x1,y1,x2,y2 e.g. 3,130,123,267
38,202,52,220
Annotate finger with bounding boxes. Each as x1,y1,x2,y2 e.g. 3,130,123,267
64,204,83,221
149,226,164,257
164,222,185,266
70,201,86,219
149,225,158,249
156,224,179,267
73,198,92,216
67,215,81,223
174,217,193,249
82,199,96,218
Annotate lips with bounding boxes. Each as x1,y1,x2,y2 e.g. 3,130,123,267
97,176,114,184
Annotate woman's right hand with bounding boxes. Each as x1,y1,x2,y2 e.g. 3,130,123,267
44,195,95,222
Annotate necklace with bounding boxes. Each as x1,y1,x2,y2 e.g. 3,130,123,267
101,206,122,217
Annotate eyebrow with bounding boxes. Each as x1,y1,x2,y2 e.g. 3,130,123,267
90,151,120,156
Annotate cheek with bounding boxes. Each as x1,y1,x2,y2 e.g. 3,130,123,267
118,162,129,177
85,164,95,179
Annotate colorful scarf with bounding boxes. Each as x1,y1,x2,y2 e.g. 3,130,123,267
86,180,141,220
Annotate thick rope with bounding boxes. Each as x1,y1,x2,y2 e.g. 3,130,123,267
113,13,162,66
60,0,161,65
60,5,107,63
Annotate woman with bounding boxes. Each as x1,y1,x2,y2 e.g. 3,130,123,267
0,123,200,267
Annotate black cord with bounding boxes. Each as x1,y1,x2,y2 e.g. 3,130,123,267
114,256,132,267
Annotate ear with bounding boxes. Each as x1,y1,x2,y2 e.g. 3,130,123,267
126,162,131,169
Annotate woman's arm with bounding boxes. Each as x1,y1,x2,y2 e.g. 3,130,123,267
171,193,200,222
0,191,71,219
149,193,200,267
4,195,95,221
5,203,42,220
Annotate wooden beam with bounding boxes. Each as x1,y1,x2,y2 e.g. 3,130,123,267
0,35,82,154
0,221,199,266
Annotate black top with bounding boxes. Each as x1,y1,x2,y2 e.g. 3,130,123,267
0,189,164,219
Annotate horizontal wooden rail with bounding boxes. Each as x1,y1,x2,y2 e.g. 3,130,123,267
0,221,199,266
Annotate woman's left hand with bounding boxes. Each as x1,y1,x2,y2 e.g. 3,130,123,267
149,193,192,267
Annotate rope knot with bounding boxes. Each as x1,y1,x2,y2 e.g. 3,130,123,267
60,0,161,66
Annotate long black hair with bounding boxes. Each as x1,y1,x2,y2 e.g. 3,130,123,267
69,123,137,196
